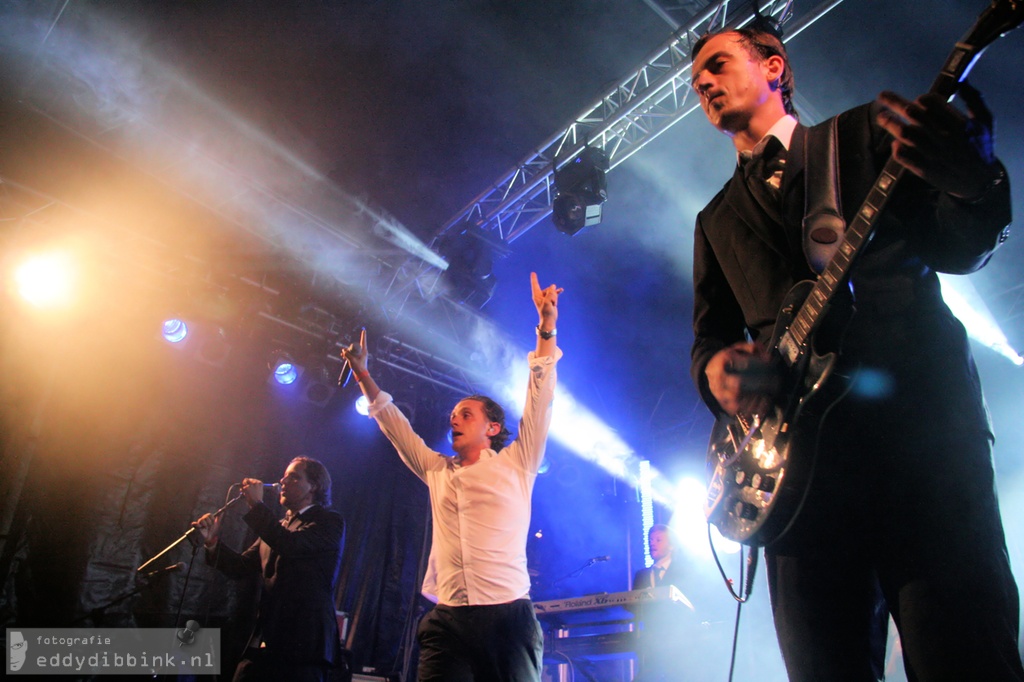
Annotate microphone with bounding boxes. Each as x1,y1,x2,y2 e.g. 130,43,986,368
588,555,611,564
238,482,280,493
140,562,186,580
337,328,365,387
337,358,353,387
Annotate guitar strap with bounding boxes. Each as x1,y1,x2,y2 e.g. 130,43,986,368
802,117,846,274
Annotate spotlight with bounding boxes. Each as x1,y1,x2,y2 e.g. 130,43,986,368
551,146,608,236
268,351,301,386
436,222,506,308
303,361,335,406
354,395,370,416
162,318,189,344
274,361,298,385
14,251,76,308
196,328,232,367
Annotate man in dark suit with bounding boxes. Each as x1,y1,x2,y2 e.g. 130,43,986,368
193,457,346,682
632,524,684,591
689,23,1024,681
631,524,691,682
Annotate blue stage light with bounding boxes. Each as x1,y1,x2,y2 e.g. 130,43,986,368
354,395,370,416
162,318,189,343
639,460,655,567
273,360,298,385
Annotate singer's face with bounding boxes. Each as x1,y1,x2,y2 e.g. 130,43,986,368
449,399,499,457
279,461,314,511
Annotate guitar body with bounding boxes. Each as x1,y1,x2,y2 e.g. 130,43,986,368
704,280,854,546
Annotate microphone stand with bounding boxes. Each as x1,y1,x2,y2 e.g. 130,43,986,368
548,556,606,588
136,490,249,575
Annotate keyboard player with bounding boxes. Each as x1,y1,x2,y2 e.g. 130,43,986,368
632,524,690,681
632,524,684,590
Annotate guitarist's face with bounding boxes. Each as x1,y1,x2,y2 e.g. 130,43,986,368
692,32,786,138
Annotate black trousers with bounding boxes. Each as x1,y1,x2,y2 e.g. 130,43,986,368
765,408,1024,682
416,599,544,682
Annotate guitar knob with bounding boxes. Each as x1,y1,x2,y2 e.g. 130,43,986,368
733,501,759,520
760,475,777,493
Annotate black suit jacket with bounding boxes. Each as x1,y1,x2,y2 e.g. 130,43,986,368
632,559,686,591
691,102,1009,435
207,503,345,666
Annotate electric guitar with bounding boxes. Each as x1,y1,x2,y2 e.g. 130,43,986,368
704,0,1024,546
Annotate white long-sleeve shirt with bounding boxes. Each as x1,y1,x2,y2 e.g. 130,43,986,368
368,349,561,606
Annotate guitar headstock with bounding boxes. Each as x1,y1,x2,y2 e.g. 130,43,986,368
966,0,1024,51
933,0,1024,96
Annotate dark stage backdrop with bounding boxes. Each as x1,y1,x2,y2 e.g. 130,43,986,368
0,311,441,678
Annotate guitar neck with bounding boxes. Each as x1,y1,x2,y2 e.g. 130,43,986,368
785,160,904,350
781,2,1008,357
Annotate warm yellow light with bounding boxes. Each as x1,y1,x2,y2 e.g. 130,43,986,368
14,252,76,308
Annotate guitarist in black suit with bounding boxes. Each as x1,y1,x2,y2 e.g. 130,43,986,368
689,23,1024,682
193,457,347,682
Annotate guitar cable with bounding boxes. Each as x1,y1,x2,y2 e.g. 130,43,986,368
707,522,762,682
707,372,852,681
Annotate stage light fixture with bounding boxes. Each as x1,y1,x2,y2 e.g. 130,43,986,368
551,146,608,236
162,318,189,344
303,361,336,406
268,351,300,386
354,395,370,416
274,361,298,385
639,460,655,567
196,328,232,367
436,223,503,308
14,251,76,308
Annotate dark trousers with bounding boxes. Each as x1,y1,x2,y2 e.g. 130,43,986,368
232,648,332,682
416,599,544,682
765,413,1024,682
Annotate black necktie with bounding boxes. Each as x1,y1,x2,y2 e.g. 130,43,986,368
740,135,786,222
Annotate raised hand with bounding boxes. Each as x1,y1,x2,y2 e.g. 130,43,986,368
531,271,563,325
340,327,369,374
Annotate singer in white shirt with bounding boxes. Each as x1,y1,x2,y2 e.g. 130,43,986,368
341,272,561,682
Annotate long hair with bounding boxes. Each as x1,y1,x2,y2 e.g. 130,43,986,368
691,27,797,118
463,394,511,451
291,456,332,507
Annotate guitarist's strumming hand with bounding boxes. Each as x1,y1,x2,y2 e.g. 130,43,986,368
876,83,1003,201
706,342,781,418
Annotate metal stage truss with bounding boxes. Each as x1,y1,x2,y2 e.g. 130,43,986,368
2,0,847,393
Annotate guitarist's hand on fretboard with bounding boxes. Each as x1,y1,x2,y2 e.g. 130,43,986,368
875,84,1003,201
705,342,782,417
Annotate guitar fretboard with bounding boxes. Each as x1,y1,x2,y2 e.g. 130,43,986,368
778,4,1012,358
